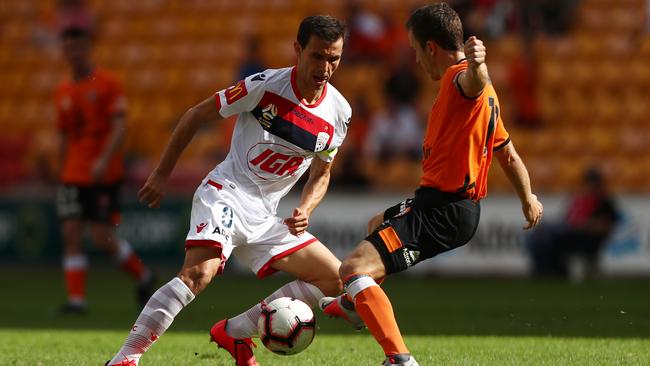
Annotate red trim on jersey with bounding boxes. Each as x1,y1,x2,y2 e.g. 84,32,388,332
214,93,222,112
225,79,248,105
259,91,334,146
185,239,226,274
290,66,328,108
207,180,222,190
256,238,318,278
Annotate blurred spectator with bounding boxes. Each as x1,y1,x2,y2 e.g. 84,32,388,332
332,98,371,187
527,167,621,279
508,40,542,128
518,0,580,39
454,0,513,39
344,1,386,62
365,62,422,163
237,35,266,80
54,25,155,314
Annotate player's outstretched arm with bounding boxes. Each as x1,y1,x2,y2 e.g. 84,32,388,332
138,96,224,208
458,36,489,98
495,141,543,229
284,157,332,235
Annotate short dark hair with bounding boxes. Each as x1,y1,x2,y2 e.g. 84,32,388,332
406,3,463,51
297,15,346,48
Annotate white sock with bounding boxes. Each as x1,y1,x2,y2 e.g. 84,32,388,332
225,280,324,339
344,274,378,301
108,277,195,365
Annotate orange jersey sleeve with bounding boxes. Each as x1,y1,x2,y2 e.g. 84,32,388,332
56,68,126,185
419,60,509,201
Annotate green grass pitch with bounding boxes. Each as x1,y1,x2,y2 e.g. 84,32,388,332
1,265,649,365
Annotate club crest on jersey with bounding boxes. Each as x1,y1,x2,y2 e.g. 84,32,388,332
315,132,330,152
258,103,277,128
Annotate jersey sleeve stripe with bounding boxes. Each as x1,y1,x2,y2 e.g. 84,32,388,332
493,137,511,152
214,92,222,112
378,227,403,253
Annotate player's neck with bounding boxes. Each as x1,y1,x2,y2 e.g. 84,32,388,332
296,77,324,104
438,51,465,75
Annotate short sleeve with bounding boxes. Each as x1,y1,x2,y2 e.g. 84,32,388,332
316,107,351,162
493,116,510,152
214,72,268,118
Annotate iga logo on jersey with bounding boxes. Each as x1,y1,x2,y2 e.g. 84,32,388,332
247,143,307,180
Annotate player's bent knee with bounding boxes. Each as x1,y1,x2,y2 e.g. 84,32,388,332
311,275,342,297
339,260,363,280
177,268,216,295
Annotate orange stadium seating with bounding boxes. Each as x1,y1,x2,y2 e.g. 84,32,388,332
0,0,648,193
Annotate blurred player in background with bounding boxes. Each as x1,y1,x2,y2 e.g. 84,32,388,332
107,15,350,366
55,24,155,314
320,4,544,366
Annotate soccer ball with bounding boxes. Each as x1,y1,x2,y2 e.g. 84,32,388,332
257,297,316,355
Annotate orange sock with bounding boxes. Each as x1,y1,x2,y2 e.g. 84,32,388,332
354,285,409,356
64,269,86,302
64,254,87,304
121,253,147,281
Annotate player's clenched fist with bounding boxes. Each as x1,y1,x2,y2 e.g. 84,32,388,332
465,36,486,67
138,171,167,208
284,207,309,236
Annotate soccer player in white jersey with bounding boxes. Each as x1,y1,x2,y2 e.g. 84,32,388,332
106,15,350,366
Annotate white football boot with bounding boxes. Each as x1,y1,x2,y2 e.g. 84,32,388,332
383,354,420,366
318,296,365,330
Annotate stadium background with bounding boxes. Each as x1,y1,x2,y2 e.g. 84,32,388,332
1,0,649,365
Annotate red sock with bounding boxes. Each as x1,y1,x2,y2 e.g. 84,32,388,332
354,285,409,356
64,254,87,304
121,253,146,281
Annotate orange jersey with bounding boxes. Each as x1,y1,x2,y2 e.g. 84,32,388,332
420,60,510,201
55,68,126,185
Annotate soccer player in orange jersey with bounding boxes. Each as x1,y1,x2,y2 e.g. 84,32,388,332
321,4,544,366
55,25,155,314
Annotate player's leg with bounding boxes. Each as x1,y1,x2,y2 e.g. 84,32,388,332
323,197,421,365
109,179,234,365
60,217,88,313
89,184,156,306
107,246,221,366
338,240,417,365
56,184,89,313
90,223,155,307
219,240,341,341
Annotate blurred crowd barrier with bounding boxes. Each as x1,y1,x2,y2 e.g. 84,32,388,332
0,0,649,195
1,193,648,277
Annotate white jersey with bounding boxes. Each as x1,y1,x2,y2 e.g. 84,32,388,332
210,67,351,214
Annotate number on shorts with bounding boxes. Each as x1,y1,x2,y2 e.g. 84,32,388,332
221,206,233,229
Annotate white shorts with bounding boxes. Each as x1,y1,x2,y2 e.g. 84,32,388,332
185,177,317,278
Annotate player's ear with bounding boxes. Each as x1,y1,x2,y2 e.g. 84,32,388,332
293,41,302,58
426,40,437,57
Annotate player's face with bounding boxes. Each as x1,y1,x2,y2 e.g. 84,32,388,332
62,35,91,69
295,35,344,91
408,30,439,80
